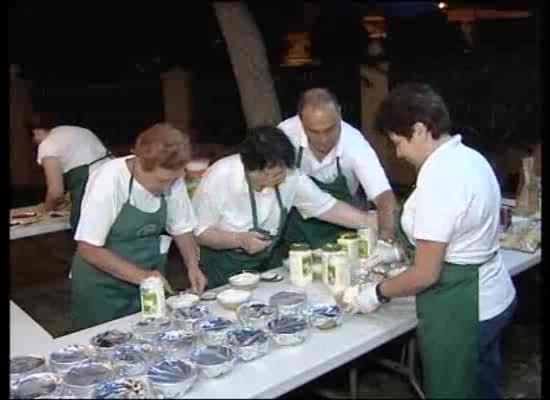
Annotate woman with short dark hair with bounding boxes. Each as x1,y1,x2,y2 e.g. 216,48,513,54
193,125,375,288
339,83,517,398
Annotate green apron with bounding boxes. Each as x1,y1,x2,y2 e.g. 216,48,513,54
283,146,354,249
63,152,112,234
71,164,168,330
200,172,288,289
397,196,495,398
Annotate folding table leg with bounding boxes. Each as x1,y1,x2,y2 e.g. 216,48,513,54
373,336,425,399
348,367,358,399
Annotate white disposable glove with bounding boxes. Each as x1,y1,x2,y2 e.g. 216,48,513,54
336,283,382,314
365,240,402,269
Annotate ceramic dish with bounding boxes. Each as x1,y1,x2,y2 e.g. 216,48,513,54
228,270,260,291
166,293,200,311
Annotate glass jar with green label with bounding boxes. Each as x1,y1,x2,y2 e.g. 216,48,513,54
289,243,313,287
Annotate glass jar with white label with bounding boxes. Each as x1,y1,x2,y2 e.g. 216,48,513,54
321,243,349,293
289,243,313,287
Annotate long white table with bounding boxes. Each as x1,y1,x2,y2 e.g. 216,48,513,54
10,301,55,357
11,248,539,399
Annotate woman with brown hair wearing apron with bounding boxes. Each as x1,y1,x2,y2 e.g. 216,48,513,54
71,123,207,330
338,83,517,398
192,125,375,289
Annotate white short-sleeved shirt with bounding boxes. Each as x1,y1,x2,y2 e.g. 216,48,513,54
37,125,109,174
75,156,197,252
192,154,337,237
278,115,391,200
400,135,516,321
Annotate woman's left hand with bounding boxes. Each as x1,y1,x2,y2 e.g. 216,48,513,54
337,283,382,314
187,266,208,294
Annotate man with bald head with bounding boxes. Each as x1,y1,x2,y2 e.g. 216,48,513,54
278,88,397,248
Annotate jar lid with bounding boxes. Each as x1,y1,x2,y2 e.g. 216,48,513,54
289,243,311,251
322,243,342,252
338,232,359,240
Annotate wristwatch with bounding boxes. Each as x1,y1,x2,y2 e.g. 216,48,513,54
375,283,391,304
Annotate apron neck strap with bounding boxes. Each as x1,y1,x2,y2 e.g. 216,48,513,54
297,146,343,176
244,171,285,231
296,146,304,168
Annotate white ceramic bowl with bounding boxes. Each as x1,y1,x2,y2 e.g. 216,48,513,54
217,289,252,311
166,293,200,311
228,271,260,291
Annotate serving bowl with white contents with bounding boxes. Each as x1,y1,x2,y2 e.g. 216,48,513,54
217,288,252,310
166,292,200,312
228,270,260,291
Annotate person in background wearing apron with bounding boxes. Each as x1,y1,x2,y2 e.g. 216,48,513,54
278,88,398,249
338,83,517,399
29,111,112,235
71,123,207,330
192,126,375,289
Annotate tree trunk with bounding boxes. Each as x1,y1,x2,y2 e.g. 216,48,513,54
213,2,281,128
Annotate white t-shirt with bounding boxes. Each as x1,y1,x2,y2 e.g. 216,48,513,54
192,154,337,237
400,135,516,321
278,115,391,200
37,125,109,174
75,156,197,253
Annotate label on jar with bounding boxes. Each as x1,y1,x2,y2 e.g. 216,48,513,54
322,251,349,292
337,233,360,262
289,247,313,287
358,227,376,259
140,276,166,319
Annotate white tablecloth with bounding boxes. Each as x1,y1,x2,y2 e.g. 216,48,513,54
9,248,539,398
